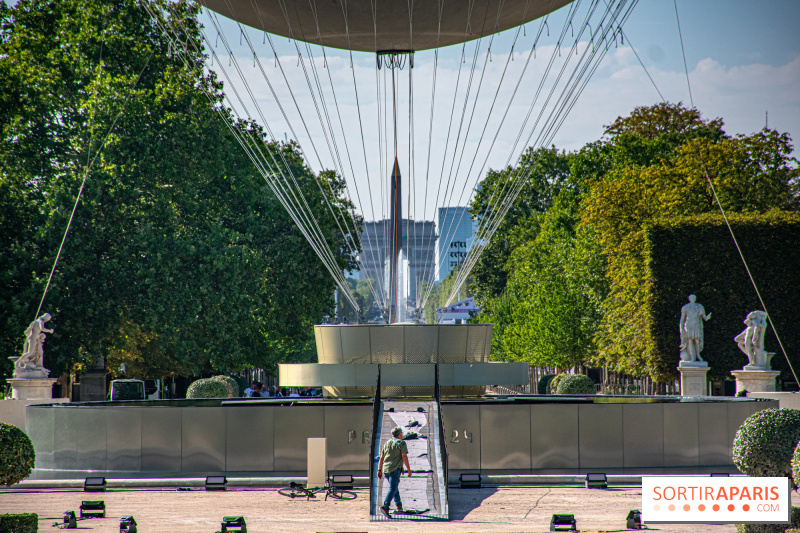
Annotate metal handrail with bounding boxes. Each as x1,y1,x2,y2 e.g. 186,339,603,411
434,364,448,511
369,364,382,516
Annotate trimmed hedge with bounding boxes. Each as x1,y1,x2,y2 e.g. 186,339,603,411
211,375,239,398
732,408,800,482
537,374,557,395
230,374,249,396
0,513,38,533
736,507,800,533
555,374,596,395
645,212,800,381
186,378,230,399
791,441,800,489
0,423,35,487
549,373,567,394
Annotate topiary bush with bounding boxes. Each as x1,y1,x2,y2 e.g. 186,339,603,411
555,374,596,395
549,373,567,394
211,375,239,398
0,513,38,532
733,408,800,481
736,507,800,533
537,374,557,395
186,378,230,399
230,374,249,397
0,423,36,487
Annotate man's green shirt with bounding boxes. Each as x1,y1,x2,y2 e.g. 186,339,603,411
380,438,408,473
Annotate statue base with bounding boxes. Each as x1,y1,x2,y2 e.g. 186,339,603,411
678,363,709,396
731,369,780,394
9,377,58,400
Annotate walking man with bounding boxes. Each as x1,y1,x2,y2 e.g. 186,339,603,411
377,426,412,518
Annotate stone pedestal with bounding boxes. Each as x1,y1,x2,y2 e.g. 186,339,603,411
80,371,108,401
731,369,780,394
9,378,58,400
679,362,710,396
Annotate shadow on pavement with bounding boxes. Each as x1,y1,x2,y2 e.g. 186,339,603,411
448,487,499,520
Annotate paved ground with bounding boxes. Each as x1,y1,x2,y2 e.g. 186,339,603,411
1,484,779,532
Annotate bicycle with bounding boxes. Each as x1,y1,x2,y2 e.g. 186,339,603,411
278,479,357,501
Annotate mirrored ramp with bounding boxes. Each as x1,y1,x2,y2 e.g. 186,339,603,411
370,399,448,521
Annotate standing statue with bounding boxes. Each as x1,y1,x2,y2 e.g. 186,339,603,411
679,295,711,363
14,313,54,378
734,310,773,370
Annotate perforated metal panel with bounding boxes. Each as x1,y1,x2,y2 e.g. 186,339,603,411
404,325,439,363
438,326,468,363
370,326,404,363
340,325,371,364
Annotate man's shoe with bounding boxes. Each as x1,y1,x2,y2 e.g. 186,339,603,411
380,506,391,519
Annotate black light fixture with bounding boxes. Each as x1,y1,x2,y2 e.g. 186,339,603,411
84,477,107,492
710,473,730,477
206,476,228,491
120,516,137,533
80,500,106,518
585,472,608,489
221,516,247,533
62,510,77,529
459,473,482,489
330,474,354,490
550,514,577,531
626,509,643,529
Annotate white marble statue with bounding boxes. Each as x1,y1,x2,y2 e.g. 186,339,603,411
14,313,53,378
734,310,773,370
679,295,711,364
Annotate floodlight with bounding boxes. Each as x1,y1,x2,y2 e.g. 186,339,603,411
330,474,354,489
585,472,608,489
206,475,228,491
459,473,482,489
120,515,137,533
84,476,107,492
626,509,643,529
62,510,77,529
710,473,730,477
221,516,247,533
80,500,106,518
550,514,577,531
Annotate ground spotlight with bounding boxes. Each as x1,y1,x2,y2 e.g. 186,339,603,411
710,472,730,477
459,473,482,489
206,475,228,491
80,500,106,518
550,513,577,531
62,510,77,529
221,516,247,532
120,515,137,533
585,472,608,489
330,474,354,490
626,509,642,529
84,476,107,492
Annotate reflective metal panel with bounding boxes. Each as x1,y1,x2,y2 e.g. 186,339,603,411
465,326,489,363
382,363,436,386
324,405,372,472
663,403,699,467
623,404,663,468
370,326,404,363
438,326,468,363
441,404,481,471
531,404,579,471
106,407,142,472
26,406,54,469
579,404,623,469
404,326,439,364
74,407,107,471
698,403,729,466
727,400,755,447
319,326,343,363
141,407,182,472
225,405,274,472
273,405,324,472
182,406,225,473
480,404,531,471
53,407,78,471
340,326,372,364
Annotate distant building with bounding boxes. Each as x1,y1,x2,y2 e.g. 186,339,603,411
437,207,476,282
437,297,480,324
358,219,437,304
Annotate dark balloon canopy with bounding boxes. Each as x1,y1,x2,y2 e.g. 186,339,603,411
197,0,573,53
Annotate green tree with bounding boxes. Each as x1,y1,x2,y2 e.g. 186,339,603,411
0,0,359,384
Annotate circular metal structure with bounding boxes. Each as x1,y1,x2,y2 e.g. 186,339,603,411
197,0,574,52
